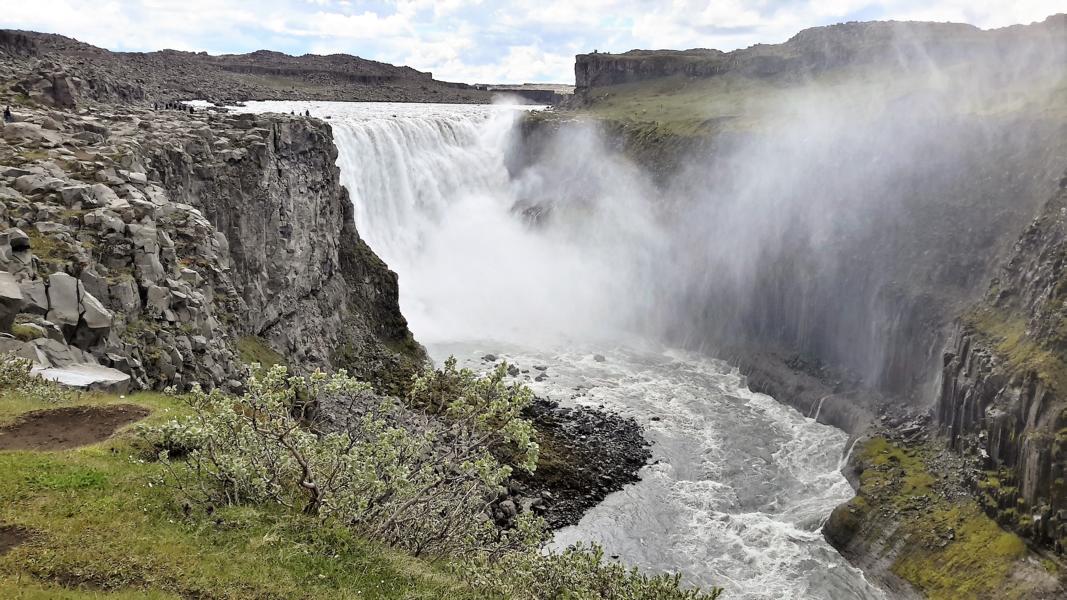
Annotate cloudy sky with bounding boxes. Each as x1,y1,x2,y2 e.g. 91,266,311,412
0,1,1061,84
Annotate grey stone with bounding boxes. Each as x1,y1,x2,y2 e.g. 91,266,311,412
2,122,62,144
18,278,47,314
0,270,26,331
34,364,130,395
46,272,80,330
14,173,66,195
59,185,93,207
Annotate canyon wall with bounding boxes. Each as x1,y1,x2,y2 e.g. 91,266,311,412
938,173,1067,552
0,93,422,393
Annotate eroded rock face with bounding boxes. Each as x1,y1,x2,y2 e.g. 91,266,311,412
937,172,1067,553
146,111,424,393
0,94,422,394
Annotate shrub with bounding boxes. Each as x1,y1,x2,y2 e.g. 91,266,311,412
0,353,68,403
143,361,723,598
461,542,724,600
144,362,540,558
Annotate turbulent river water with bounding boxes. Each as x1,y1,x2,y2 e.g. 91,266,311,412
235,100,887,599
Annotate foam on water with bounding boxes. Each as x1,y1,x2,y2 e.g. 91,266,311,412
234,100,886,599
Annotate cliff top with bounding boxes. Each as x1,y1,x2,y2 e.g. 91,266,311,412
564,13,1066,136
0,29,491,105
574,13,1066,92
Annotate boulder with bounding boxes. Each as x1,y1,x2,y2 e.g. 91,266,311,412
73,131,105,145
2,121,62,144
80,289,113,330
89,183,120,206
17,278,47,314
107,279,140,313
146,285,171,316
0,337,42,364
45,272,80,330
14,173,66,195
58,185,93,207
5,228,30,252
30,338,91,367
33,363,130,395
0,270,26,331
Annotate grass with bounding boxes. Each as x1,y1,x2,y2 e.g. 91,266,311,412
18,150,49,162
834,436,1049,600
964,308,1067,394
10,324,44,343
24,231,66,261
236,336,285,369
566,57,1067,142
892,504,1027,600
0,389,480,599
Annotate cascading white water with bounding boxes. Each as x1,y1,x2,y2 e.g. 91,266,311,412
234,100,886,600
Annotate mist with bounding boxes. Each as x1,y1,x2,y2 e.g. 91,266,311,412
499,21,1067,399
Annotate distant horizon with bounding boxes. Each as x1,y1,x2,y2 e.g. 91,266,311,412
0,1,1061,84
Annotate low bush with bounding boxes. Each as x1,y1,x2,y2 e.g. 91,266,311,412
0,353,68,404
462,542,724,599
143,362,540,558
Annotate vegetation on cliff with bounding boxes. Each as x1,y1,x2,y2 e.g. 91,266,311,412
825,436,1060,599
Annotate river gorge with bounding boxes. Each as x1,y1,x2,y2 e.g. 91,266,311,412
229,100,888,598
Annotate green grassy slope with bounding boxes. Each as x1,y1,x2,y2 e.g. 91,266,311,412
0,391,478,600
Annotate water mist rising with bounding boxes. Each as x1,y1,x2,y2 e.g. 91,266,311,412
328,102,666,347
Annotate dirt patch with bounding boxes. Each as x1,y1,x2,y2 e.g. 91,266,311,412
0,525,32,555
0,404,150,451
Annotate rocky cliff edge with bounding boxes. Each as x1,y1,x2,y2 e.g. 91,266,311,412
0,97,424,394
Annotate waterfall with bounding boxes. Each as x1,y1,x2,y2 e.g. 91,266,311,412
325,102,666,346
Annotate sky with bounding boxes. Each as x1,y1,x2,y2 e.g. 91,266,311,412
0,1,1061,84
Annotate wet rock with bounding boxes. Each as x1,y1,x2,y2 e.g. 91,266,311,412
510,398,651,528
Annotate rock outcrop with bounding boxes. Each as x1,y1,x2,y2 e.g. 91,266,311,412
937,172,1067,552
0,94,422,393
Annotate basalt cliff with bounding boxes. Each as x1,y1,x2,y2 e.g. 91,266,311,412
0,65,424,396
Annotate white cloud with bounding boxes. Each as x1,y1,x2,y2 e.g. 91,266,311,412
0,0,1060,83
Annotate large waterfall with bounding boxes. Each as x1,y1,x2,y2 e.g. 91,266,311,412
235,100,886,600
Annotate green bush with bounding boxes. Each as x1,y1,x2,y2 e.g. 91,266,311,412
0,353,69,403
461,542,723,599
143,362,540,558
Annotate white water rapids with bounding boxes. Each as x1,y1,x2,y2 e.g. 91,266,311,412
235,100,887,600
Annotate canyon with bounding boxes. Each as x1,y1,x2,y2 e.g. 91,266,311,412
0,11,1066,600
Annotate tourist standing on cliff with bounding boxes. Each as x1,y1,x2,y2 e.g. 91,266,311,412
3,107,13,123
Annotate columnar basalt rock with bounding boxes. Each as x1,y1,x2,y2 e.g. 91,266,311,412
937,172,1067,552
